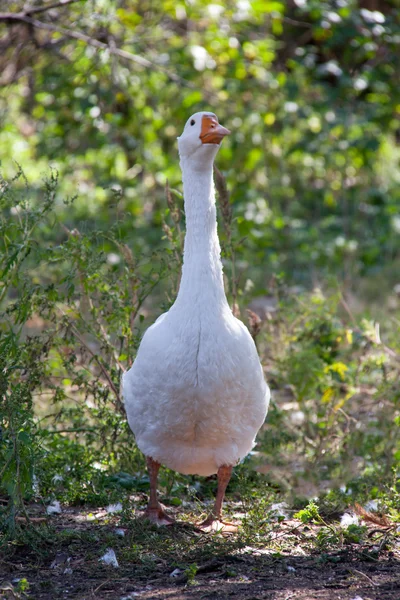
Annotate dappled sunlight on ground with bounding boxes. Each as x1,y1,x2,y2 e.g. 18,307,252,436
1,500,399,599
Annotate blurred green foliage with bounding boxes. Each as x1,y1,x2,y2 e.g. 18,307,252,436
1,0,399,287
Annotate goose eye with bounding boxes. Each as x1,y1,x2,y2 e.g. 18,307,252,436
190,119,195,126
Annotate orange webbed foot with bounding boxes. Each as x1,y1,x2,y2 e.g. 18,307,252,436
143,504,175,527
197,515,238,534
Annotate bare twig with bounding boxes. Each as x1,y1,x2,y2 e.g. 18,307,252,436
214,166,238,309
92,580,111,595
282,16,313,28
41,427,97,434
339,292,399,361
349,568,378,586
214,166,232,233
72,325,124,412
56,307,124,413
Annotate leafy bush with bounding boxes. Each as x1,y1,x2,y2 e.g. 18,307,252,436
258,285,400,495
0,168,180,526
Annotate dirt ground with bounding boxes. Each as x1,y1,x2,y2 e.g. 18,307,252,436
1,503,399,600
2,547,399,600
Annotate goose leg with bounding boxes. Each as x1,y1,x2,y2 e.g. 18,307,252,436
143,456,175,526
198,465,238,533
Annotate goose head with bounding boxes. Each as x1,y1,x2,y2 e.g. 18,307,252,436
178,112,230,170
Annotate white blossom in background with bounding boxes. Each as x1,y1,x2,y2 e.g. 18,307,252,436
92,461,107,471
347,240,358,252
99,548,119,568
190,46,216,71
318,61,343,77
175,5,186,20
392,216,400,234
207,4,224,19
284,101,298,113
107,253,121,265
360,9,385,23
234,0,251,21
245,199,272,224
290,410,305,426
326,11,341,23
325,111,336,122
373,24,385,36
354,77,368,91
364,500,378,511
89,106,101,118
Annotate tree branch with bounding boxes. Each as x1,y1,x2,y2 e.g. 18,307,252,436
0,0,82,22
24,0,85,17
0,10,195,88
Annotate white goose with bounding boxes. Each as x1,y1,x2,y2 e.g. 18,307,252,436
123,112,270,531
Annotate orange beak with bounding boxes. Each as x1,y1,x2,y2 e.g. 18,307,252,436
199,114,231,145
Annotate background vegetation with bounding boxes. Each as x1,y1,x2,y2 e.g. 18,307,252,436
0,0,399,596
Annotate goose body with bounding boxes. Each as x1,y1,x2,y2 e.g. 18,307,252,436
123,112,270,527
124,296,268,476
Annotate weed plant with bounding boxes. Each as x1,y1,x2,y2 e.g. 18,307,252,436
0,167,399,555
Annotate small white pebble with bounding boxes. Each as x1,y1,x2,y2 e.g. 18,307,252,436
340,512,359,527
47,500,62,515
63,568,73,575
170,568,182,578
270,502,289,518
364,500,378,512
350,596,364,600
107,502,123,514
114,528,125,537
99,548,119,568
287,565,296,573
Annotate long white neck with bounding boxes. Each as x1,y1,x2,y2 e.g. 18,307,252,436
173,156,228,311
